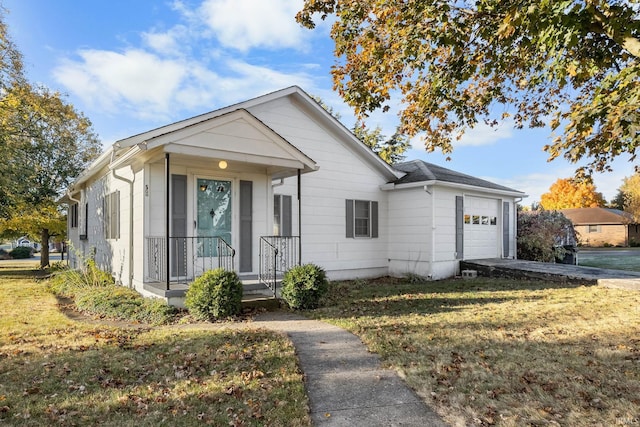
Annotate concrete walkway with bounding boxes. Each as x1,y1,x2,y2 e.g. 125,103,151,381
254,311,446,427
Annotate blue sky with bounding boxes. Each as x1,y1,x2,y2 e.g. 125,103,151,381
3,0,636,204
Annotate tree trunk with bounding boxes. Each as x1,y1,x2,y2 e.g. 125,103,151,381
40,228,50,269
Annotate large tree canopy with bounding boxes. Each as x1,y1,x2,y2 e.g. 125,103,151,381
297,0,640,174
540,177,606,209
0,13,101,267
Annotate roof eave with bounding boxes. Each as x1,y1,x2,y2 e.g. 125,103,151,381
382,179,528,197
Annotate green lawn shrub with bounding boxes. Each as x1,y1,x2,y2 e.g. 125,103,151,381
49,260,176,325
281,263,328,310
48,259,114,297
185,268,243,320
10,246,34,259
74,286,177,325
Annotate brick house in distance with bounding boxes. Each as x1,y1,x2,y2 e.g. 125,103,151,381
560,207,640,247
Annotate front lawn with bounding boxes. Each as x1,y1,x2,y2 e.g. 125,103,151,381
0,263,310,426
313,277,640,426
577,248,640,272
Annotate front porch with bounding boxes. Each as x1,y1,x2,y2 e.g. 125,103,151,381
142,235,300,307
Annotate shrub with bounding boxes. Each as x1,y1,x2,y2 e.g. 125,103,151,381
48,259,114,297
281,264,328,310
185,268,243,320
0,248,9,260
47,250,176,325
74,286,177,325
10,246,34,259
517,210,576,262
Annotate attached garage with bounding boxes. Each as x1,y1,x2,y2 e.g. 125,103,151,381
463,196,501,259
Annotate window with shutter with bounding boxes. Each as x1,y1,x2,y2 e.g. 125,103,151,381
346,199,378,238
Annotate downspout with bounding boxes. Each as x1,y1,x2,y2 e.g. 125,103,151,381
297,169,302,265
165,153,171,290
111,166,134,288
431,187,436,275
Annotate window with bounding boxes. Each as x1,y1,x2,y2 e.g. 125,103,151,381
104,191,120,239
346,199,378,238
70,203,78,228
588,224,600,233
273,194,292,236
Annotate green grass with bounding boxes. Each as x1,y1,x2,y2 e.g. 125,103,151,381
578,248,640,272
0,264,311,426
312,277,640,426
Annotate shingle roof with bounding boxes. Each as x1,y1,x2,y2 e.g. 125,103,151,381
392,159,523,193
559,207,634,225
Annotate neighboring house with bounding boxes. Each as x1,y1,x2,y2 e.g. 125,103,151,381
560,207,640,247
14,237,40,251
62,86,526,306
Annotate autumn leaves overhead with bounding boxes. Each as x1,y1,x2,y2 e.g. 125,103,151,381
297,0,639,175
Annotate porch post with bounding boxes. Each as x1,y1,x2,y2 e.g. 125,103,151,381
165,153,170,290
297,169,302,265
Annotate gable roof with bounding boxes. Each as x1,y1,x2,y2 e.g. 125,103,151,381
68,86,402,191
560,207,634,225
390,160,526,196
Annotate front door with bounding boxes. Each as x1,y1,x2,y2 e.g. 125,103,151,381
197,178,232,258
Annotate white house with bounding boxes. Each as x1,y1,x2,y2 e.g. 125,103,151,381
62,86,526,306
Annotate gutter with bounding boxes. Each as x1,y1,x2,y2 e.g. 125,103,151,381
381,179,527,198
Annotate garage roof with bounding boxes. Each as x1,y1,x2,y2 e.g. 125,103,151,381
392,160,524,194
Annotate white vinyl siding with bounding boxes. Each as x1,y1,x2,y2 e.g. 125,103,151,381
250,97,389,279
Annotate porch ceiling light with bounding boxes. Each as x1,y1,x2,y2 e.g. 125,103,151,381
218,160,228,170
199,184,208,192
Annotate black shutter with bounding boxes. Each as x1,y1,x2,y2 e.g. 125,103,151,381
371,201,378,238
240,180,253,272
346,199,354,238
103,196,108,239
113,191,120,239
283,195,292,236
171,175,187,276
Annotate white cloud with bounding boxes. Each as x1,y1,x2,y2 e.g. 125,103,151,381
454,121,513,148
142,25,188,56
198,0,307,51
53,47,318,122
53,49,187,119
486,172,559,206
590,158,636,202
484,162,635,206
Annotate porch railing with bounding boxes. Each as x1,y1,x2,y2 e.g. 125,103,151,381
146,236,235,284
259,236,300,296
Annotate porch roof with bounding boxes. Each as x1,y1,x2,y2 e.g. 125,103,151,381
118,108,318,179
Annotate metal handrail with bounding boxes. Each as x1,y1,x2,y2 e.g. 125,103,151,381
259,237,279,296
258,236,300,297
145,236,235,283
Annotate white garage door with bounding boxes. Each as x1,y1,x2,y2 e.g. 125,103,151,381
464,197,500,259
